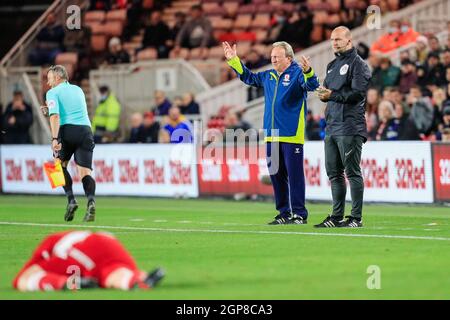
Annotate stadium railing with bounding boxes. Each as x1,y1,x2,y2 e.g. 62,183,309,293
0,67,50,144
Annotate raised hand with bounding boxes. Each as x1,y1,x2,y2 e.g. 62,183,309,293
222,41,237,60
299,55,311,73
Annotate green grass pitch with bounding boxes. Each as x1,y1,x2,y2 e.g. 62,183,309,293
0,195,449,299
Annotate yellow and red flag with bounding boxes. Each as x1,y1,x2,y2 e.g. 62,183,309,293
43,160,66,188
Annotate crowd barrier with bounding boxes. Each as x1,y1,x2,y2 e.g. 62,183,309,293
1,142,449,203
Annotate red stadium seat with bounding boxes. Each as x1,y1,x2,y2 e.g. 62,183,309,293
55,52,78,65
233,14,252,29
106,9,127,24
251,14,270,29
102,21,123,37
239,4,257,15
84,10,105,23
208,46,224,60
91,34,107,52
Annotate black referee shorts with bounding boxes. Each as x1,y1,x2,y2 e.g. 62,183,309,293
58,124,95,169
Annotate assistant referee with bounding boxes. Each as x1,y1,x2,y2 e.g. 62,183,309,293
43,65,96,222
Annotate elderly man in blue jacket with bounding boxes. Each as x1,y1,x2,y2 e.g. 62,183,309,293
223,41,319,225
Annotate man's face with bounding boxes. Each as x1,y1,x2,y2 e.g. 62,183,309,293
444,114,450,125
428,57,439,67
169,107,180,121
330,30,351,54
446,68,450,82
392,91,402,104
190,8,201,19
182,93,192,106
429,38,440,51
154,91,165,104
271,47,291,73
443,51,450,66
367,89,379,105
47,71,57,88
150,12,161,24
131,114,143,128
368,54,380,68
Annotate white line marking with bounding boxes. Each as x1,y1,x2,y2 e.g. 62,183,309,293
0,222,449,241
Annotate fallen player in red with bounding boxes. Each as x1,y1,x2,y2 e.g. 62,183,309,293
13,230,164,291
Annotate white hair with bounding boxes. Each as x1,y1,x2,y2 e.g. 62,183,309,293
48,65,68,81
272,41,295,59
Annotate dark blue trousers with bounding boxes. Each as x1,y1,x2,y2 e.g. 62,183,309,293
266,142,308,219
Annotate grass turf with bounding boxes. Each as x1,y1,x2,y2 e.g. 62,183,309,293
0,195,449,300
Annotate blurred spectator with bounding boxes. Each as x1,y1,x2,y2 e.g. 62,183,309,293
172,96,183,108
428,36,443,57
382,87,396,103
393,103,420,140
92,86,122,143
180,93,200,115
124,0,144,41
63,15,91,54
2,90,33,144
399,50,411,64
408,85,435,136
167,12,186,49
244,50,268,70
104,37,130,65
64,15,92,81
223,110,254,144
424,52,446,86
365,88,380,133
369,100,396,141
370,20,400,54
306,110,321,141
142,10,170,58
266,9,290,44
438,103,450,141
391,87,410,114
415,35,429,65
396,20,420,47
399,59,417,94
288,5,313,49
356,42,370,60
368,53,383,91
0,103,3,144
141,111,160,143
128,112,143,143
29,13,65,66
152,90,172,116
380,57,401,90
174,5,214,58
161,106,193,143
446,66,450,85
443,49,450,68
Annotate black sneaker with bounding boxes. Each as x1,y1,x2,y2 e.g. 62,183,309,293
144,267,165,288
340,216,363,228
289,214,307,225
268,214,291,225
314,215,343,228
83,200,95,222
64,200,78,222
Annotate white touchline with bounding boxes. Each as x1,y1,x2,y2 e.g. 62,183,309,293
0,222,449,242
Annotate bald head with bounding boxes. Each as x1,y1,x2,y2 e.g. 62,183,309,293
330,26,353,54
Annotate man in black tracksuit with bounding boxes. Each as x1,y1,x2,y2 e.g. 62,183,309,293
315,26,371,228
